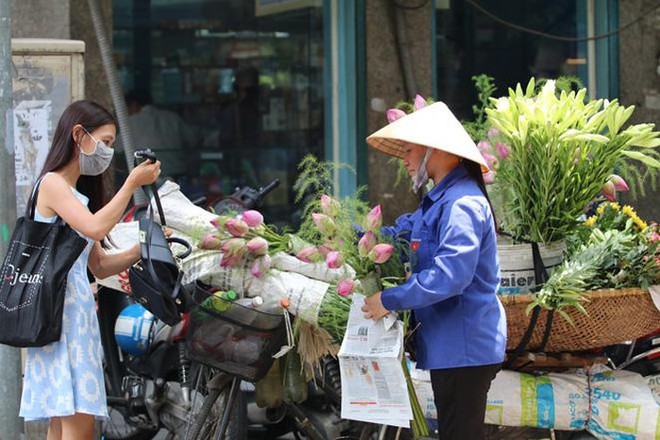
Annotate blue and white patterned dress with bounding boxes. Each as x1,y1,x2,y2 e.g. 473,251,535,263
19,188,108,421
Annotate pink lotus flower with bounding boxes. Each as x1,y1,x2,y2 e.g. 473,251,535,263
221,237,246,256
242,210,264,228
413,94,428,111
246,237,268,256
386,108,407,123
368,243,394,264
320,194,341,217
601,181,617,201
495,142,510,159
312,213,337,236
358,231,376,257
337,279,355,297
483,170,497,185
296,246,320,263
477,140,492,153
199,233,223,250
250,254,272,278
317,244,334,257
326,251,344,269
487,127,500,139
225,218,249,237
608,174,629,192
365,205,382,231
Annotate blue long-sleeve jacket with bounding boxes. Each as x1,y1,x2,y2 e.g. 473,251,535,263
381,164,507,370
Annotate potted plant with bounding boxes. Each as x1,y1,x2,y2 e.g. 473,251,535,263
480,78,660,293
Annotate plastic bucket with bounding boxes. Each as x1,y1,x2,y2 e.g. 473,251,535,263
497,240,565,295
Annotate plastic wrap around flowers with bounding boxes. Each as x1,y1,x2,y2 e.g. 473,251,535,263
303,195,395,297
199,210,289,278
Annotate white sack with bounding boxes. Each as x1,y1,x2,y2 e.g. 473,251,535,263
152,180,219,238
271,252,355,283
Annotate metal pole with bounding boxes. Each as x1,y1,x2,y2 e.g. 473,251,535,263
0,1,24,439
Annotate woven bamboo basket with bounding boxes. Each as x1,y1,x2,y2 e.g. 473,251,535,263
501,287,660,353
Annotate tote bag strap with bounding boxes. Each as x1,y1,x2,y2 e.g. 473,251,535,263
26,175,69,227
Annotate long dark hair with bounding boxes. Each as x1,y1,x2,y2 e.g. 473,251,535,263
38,100,116,213
463,159,498,230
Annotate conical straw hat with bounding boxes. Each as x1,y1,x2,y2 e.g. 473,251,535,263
366,101,488,169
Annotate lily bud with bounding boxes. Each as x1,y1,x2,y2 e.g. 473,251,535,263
320,194,341,217
312,213,338,236
608,174,629,192
296,246,320,263
246,237,268,256
368,243,394,264
225,218,249,237
413,94,428,111
250,254,272,278
358,231,376,257
365,205,382,232
337,279,355,297
242,210,264,228
326,251,344,269
199,233,223,250
386,108,407,123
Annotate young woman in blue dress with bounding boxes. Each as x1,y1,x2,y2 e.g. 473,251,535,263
19,100,161,440
362,102,507,440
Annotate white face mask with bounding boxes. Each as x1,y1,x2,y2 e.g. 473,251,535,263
411,148,433,193
79,130,114,176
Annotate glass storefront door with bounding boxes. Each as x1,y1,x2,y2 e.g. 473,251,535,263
434,0,589,122
113,0,324,225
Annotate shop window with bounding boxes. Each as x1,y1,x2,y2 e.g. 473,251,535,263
113,0,324,225
435,0,587,121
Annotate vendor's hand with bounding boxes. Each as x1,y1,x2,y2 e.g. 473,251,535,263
362,292,389,321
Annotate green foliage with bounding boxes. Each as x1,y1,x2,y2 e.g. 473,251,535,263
463,74,497,142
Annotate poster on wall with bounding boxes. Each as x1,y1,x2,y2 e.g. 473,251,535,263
13,101,51,214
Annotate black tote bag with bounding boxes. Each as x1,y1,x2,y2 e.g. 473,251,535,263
0,178,87,347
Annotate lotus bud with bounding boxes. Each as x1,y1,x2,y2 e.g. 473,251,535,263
199,233,223,250
210,215,231,229
365,205,382,232
296,246,320,263
317,243,334,257
413,94,428,111
225,218,249,237
337,279,355,297
477,140,492,153
242,210,264,228
312,213,337,236
482,152,499,171
386,108,407,123
320,194,341,217
221,237,246,256
495,142,510,159
483,170,496,185
358,231,377,257
326,251,344,269
608,174,629,192
220,253,241,268
601,180,617,202
367,243,394,264
250,254,272,278
487,127,500,139
246,237,268,256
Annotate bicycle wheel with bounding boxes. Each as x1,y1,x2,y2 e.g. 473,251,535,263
185,376,247,440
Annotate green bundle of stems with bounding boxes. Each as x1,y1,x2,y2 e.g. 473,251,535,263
401,356,430,438
316,290,351,344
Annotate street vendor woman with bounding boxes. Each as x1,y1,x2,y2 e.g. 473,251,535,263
361,102,507,440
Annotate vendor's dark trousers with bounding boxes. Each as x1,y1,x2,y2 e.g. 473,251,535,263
430,363,500,440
